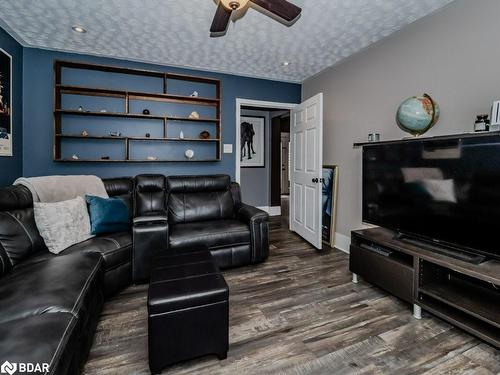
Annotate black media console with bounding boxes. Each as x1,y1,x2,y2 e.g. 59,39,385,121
350,227,500,349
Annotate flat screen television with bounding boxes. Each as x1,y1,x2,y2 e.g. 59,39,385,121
362,134,500,261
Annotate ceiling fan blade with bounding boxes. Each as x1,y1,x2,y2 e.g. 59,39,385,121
210,2,232,33
250,0,301,22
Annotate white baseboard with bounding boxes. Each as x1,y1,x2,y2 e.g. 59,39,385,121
257,206,281,216
334,232,351,254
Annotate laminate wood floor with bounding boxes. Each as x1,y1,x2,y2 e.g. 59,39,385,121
83,218,500,375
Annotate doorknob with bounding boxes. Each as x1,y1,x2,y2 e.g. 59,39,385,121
312,178,319,183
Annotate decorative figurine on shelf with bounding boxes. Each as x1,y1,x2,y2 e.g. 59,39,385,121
190,91,199,98
143,109,150,115
199,130,210,139
71,154,79,160
99,109,107,113
179,130,185,139
81,130,89,137
145,133,151,138
185,149,194,160
109,131,121,137
147,156,159,161
189,111,200,120
77,106,83,112
101,156,110,160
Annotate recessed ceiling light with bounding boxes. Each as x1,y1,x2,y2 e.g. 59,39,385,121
72,26,87,33
282,61,290,67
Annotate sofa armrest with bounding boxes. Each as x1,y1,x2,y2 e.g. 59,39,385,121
237,204,268,224
237,204,269,263
132,211,168,283
133,210,168,225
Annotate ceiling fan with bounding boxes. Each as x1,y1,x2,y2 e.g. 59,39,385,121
210,0,301,35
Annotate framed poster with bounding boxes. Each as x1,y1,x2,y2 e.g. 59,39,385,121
322,165,339,246
0,48,12,157
240,116,265,167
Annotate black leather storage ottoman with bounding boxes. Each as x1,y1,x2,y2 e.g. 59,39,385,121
147,251,229,374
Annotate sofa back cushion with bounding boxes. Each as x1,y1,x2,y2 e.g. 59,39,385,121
134,175,166,216
103,177,134,217
0,186,47,276
166,175,234,224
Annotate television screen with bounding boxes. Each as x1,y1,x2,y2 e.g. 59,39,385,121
363,134,500,260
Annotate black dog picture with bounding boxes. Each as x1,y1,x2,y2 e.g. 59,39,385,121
240,116,264,167
241,122,256,160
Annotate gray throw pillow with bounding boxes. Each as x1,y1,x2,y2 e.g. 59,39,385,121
34,196,93,254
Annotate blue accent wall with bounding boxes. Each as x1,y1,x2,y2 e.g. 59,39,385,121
0,28,22,186
23,48,301,180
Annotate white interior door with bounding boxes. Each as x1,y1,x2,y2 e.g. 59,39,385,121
290,93,323,249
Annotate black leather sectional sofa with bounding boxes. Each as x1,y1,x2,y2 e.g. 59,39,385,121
0,174,268,375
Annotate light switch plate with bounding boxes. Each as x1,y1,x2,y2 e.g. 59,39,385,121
223,144,233,154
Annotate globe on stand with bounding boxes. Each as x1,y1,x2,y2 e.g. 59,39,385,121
396,94,440,136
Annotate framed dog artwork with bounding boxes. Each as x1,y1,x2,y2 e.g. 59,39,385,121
240,116,265,168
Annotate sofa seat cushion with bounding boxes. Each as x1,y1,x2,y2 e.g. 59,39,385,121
169,219,250,251
0,252,103,324
0,312,78,374
62,232,132,271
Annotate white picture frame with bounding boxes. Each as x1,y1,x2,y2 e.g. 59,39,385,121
240,116,265,168
0,48,12,157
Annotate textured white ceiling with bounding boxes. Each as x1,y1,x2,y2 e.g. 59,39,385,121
0,0,453,82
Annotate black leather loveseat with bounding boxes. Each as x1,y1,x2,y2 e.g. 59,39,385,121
132,174,269,281
0,174,268,375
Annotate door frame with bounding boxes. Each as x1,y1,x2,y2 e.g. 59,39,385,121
235,98,297,183
280,132,290,196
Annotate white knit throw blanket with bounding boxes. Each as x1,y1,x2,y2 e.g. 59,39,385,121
14,175,109,202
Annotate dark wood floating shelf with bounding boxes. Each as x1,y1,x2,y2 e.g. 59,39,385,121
55,159,218,163
54,109,220,123
54,60,222,162
56,85,220,106
59,60,220,84
56,134,220,142
353,130,500,148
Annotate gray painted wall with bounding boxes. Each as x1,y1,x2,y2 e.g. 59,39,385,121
302,0,500,238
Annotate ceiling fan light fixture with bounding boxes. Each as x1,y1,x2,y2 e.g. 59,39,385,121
220,0,250,11
72,25,87,33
